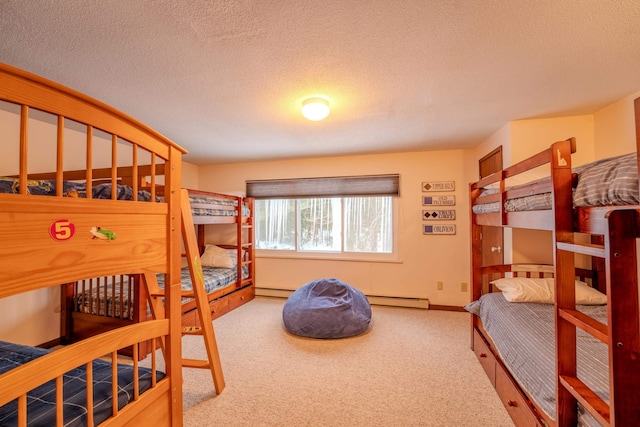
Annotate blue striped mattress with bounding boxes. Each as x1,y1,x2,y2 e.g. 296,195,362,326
466,293,606,426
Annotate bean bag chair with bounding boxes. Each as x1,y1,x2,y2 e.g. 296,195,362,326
282,278,372,339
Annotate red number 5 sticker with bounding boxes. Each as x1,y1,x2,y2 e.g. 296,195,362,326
50,219,76,241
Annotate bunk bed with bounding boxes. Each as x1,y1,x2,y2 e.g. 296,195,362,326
0,62,185,425
60,188,255,358
468,97,640,426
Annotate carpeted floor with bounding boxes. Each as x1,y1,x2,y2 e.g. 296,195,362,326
152,296,514,426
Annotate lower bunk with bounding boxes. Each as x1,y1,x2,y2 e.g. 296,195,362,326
60,267,255,359
0,321,170,426
466,265,609,427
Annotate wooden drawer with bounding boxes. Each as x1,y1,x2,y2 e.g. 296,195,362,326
228,285,255,311
182,297,229,326
209,297,229,321
182,309,199,327
473,329,496,386
495,365,540,427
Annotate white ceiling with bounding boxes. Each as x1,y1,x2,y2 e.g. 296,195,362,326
1,1,639,165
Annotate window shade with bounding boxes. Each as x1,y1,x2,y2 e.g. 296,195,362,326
246,174,399,199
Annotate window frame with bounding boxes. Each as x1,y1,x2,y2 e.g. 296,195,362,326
255,195,399,263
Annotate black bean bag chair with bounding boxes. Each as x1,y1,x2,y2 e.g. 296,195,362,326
282,278,372,339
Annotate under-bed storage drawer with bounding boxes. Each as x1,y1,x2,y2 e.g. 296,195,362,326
473,329,496,386
495,365,540,427
182,298,229,326
209,297,229,320
228,285,255,311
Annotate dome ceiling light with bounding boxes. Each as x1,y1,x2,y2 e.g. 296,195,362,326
301,97,330,121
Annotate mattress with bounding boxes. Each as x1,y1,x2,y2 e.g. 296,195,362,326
74,266,249,318
466,293,607,426
189,193,251,217
0,340,164,426
472,152,639,214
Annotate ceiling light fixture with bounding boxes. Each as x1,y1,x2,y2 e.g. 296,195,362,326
301,97,330,121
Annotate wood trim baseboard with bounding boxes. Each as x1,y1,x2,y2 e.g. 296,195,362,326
429,304,466,312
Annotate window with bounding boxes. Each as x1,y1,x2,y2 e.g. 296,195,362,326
247,174,399,258
255,196,394,255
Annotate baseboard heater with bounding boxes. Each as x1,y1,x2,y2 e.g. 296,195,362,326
255,287,430,309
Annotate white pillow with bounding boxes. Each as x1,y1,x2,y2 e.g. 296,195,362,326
490,277,607,305
200,244,238,269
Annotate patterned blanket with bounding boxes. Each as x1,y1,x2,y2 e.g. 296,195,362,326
75,266,249,318
0,340,163,426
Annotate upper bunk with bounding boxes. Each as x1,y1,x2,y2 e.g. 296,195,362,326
186,188,253,226
0,62,187,298
184,189,255,288
470,97,640,236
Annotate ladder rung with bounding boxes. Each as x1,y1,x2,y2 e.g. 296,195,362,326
182,326,203,335
557,242,606,258
559,375,610,426
182,358,211,369
559,309,608,343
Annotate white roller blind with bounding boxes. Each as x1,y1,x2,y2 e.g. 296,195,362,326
246,174,399,199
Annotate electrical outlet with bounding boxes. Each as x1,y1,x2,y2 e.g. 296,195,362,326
461,282,468,292
437,281,443,290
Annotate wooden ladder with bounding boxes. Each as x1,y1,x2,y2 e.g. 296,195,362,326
142,189,225,394
555,210,640,426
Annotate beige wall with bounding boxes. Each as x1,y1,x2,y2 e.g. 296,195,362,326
508,115,595,264
594,91,640,158
199,150,473,307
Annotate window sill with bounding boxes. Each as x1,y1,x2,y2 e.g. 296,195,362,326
256,251,402,264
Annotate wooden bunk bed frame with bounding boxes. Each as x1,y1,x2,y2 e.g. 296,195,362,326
0,62,185,425
183,188,256,324
469,98,640,426
60,187,255,359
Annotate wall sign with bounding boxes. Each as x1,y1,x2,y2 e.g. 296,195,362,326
422,195,455,206
423,224,456,235
422,209,456,220
422,181,455,192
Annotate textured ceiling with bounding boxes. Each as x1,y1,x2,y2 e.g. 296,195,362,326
1,1,639,165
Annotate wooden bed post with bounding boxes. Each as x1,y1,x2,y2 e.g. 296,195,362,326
605,209,640,425
550,138,582,426
165,146,184,425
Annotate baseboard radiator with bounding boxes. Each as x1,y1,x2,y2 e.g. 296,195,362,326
255,287,430,309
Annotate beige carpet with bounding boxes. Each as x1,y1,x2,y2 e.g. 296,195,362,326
158,297,514,426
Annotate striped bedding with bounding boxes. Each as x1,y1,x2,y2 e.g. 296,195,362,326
466,293,607,426
74,266,249,319
0,340,163,426
189,193,251,217
472,152,639,214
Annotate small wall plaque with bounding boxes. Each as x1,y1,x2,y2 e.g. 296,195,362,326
422,181,455,192
422,209,456,220
423,224,456,235
422,195,456,206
